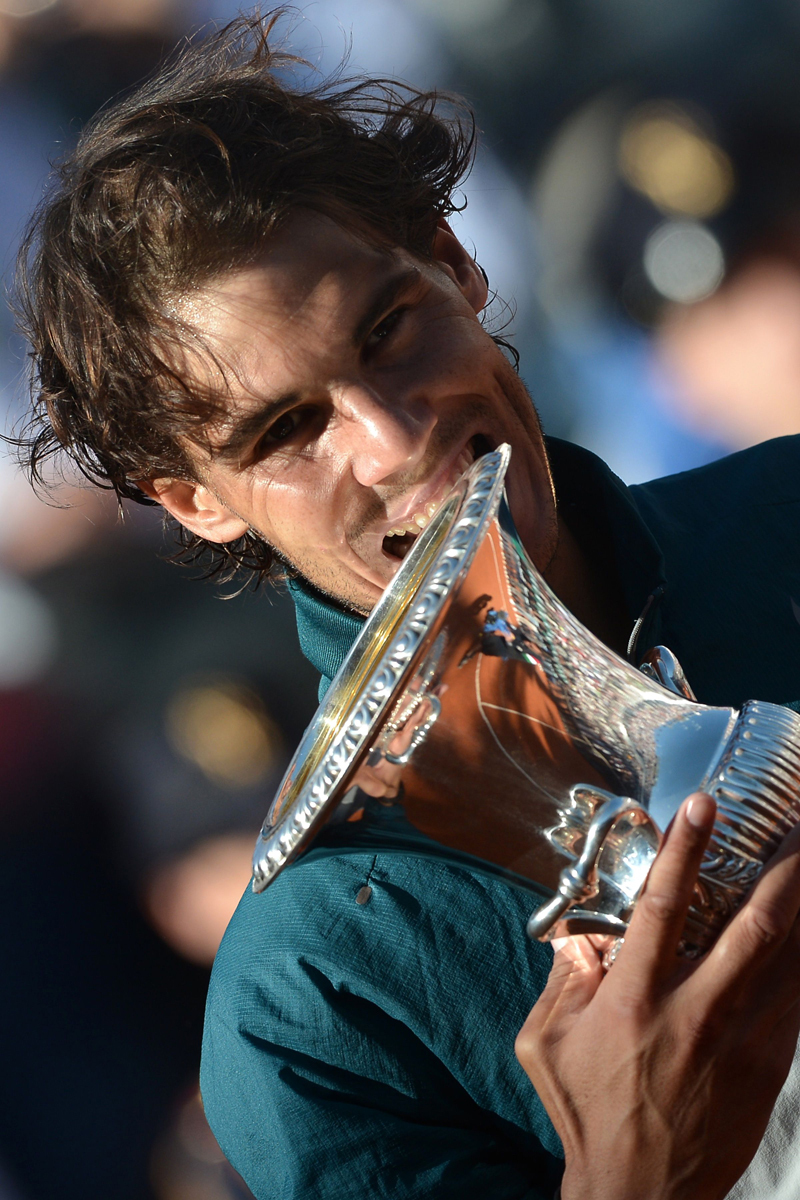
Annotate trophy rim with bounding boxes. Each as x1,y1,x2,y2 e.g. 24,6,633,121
251,443,512,891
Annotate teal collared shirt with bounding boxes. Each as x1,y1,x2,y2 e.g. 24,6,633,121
202,437,800,1200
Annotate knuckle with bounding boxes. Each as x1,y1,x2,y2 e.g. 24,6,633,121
739,901,791,953
514,1026,533,1059
514,1021,544,1066
681,1004,724,1048
639,886,683,925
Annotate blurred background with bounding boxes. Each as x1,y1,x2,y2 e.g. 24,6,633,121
1,0,800,1196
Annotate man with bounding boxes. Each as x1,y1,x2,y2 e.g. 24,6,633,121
14,14,800,1200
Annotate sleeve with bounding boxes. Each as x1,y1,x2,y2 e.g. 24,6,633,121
200,852,563,1200
202,995,560,1200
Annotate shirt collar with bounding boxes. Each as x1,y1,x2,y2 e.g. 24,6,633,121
545,438,665,625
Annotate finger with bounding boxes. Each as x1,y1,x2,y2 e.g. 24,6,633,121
583,932,618,957
527,934,605,1026
614,792,716,990
697,816,800,1004
516,938,604,1077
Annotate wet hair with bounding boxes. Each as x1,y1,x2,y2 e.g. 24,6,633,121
12,10,484,584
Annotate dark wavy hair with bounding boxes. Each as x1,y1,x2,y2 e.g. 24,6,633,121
13,10,493,585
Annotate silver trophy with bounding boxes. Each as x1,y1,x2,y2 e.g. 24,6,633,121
253,446,800,956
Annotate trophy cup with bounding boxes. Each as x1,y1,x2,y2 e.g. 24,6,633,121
252,446,800,956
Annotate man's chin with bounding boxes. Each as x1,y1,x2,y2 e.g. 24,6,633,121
285,561,382,618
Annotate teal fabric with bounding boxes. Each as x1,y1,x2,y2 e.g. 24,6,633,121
203,854,562,1199
288,577,363,698
202,435,800,1200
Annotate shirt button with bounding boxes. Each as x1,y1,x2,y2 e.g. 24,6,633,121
355,886,373,905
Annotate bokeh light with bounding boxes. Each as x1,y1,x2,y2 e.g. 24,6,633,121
0,571,56,686
143,833,255,967
643,219,725,304
619,102,735,218
165,680,284,789
0,0,59,17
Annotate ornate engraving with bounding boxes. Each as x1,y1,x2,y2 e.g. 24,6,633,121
496,516,671,796
680,701,800,951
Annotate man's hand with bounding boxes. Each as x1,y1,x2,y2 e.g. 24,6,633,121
515,793,800,1200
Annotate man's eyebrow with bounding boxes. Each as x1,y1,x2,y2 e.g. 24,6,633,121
212,393,300,463
351,266,421,346
211,266,421,463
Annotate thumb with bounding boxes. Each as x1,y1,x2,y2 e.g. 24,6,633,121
516,936,604,1073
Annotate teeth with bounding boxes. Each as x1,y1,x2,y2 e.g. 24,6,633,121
387,519,422,537
386,443,479,543
387,509,433,539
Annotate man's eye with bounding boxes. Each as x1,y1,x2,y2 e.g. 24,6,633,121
261,410,303,447
366,308,404,349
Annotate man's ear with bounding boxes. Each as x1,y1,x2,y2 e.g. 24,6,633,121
431,218,489,314
137,478,249,544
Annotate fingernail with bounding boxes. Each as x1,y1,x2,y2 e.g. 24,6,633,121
550,936,569,953
685,792,715,829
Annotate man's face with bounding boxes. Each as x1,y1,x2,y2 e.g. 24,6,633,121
166,210,558,614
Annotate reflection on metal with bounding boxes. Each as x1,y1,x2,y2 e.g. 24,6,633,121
252,446,800,956
639,644,697,701
526,787,659,940
382,696,442,766
480,608,539,662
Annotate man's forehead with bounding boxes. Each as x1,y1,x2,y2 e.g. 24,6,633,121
185,211,403,336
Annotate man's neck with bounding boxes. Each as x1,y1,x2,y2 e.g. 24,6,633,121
544,515,631,658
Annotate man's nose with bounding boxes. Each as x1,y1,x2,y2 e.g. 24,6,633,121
335,380,437,487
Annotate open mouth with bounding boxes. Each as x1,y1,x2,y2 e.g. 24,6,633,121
381,435,492,562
